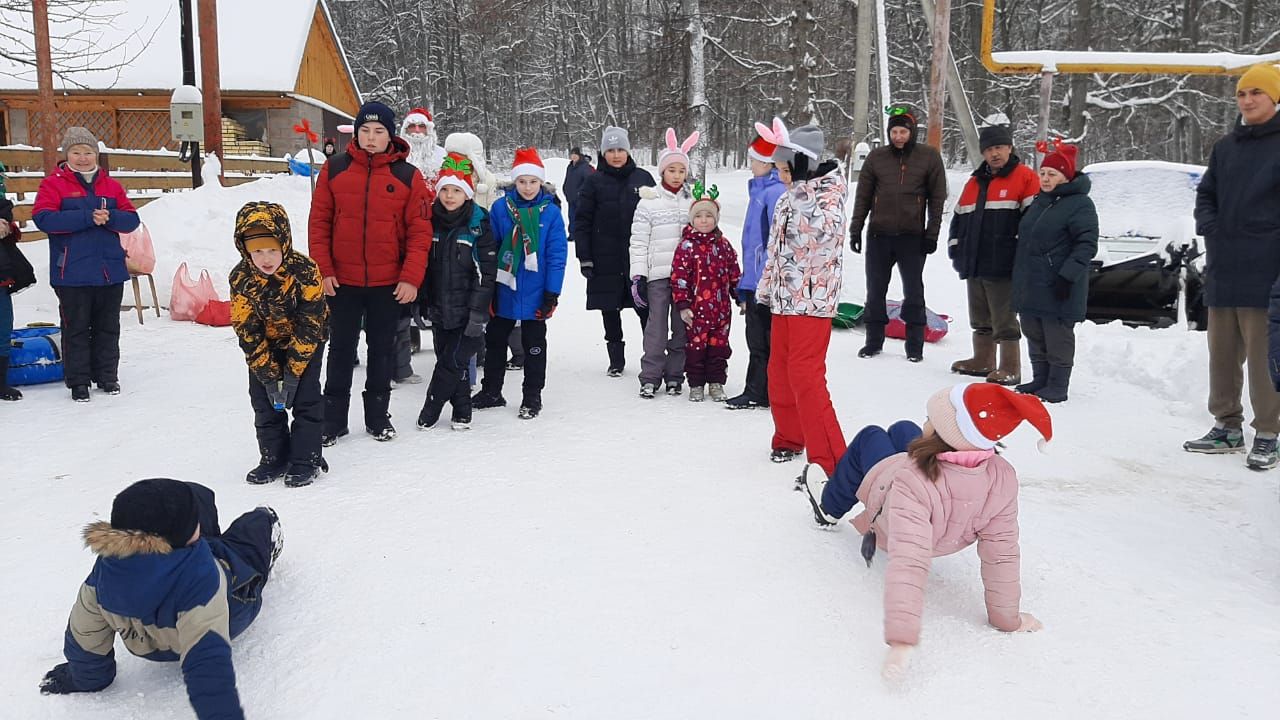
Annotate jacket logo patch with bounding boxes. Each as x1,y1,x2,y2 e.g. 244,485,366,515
386,184,395,193
999,189,1008,198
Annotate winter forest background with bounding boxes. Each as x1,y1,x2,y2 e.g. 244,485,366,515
328,0,1279,169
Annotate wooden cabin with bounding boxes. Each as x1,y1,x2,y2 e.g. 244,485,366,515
0,0,360,157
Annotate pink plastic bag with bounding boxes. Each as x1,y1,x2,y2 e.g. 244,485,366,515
120,223,157,275
169,262,220,321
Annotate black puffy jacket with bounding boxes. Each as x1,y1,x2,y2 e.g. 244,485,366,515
572,156,655,310
421,201,497,331
1011,174,1098,322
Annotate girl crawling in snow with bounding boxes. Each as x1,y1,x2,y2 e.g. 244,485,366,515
800,383,1049,679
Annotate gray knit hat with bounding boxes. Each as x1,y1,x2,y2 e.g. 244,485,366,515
60,126,100,155
600,126,631,153
772,124,824,162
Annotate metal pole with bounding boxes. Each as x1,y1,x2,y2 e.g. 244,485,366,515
1036,70,1055,169
32,0,58,174
925,0,952,149
198,0,223,182
179,0,202,188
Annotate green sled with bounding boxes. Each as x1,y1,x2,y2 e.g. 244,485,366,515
832,302,865,329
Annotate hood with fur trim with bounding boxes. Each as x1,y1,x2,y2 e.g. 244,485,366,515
83,520,173,557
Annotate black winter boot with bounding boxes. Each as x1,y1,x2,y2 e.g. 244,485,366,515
1035,365,1072,403
1016,362,1050,395
606,341,626,376
904,324,925,363
0,357,22,401
363,391,396,441
246,455,288,485
321,395,350,446
859,324,885,358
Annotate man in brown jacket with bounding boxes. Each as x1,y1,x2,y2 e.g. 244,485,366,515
849,105,947,361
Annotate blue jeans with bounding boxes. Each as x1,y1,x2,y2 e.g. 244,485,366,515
0,287,12,358
821,420,922,518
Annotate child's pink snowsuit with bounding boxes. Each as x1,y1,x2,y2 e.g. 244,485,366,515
671,225,741,386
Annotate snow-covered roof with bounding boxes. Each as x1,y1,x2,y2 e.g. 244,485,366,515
0,0,352,94
1084,160,1205,262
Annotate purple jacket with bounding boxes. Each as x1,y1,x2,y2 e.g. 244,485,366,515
738,170,786,293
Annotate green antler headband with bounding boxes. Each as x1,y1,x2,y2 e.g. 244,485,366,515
441,156,473,174
692,181,719,202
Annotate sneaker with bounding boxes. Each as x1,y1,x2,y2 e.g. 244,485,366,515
506,361,524,371
770,448,801,464
472,389,507,409
607,366,624,378
259,507,283,570
1247,436,1279,470
366,421,397,442
724,394,767,410
284,463,323,488
417,403,443,430
71,385,91,402
858,345,882,359
688,386,705,402
1183,426,1244,454
708,384,727,402
97,381,122,395
639,383,658,399
393,374,424,385
665,382,683,396
321,428,349,447
245,460,288,485
800,464,839,527
451,418,472,431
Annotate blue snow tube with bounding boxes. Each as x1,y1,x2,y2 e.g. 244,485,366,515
7,326,64,386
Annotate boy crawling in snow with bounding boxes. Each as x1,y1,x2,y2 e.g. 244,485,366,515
230,201,330,487
41,479,283,720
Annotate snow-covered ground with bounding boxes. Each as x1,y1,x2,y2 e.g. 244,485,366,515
3,160,1278,719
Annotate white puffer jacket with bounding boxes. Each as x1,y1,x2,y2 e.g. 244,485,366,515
629,184,693,280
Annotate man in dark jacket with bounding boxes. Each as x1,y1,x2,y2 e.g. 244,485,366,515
562,146,593,235
947,124,1040,385
309,101,432,445
849,105,947,361
1188,63,1280,470
573,126,654,375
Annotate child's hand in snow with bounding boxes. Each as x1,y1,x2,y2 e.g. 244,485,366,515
680,308,693,326
882,643,912,681
1016,612,1043,632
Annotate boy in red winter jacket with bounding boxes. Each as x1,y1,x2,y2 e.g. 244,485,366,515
671,183,741,403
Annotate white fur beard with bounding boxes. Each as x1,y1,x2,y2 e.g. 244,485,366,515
405,133,438,177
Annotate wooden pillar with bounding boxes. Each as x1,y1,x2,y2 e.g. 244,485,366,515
32,0,58,174
925,0,952,149
1036,70,1056,169
198,0,223,180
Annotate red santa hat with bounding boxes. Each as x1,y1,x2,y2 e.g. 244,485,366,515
402,107,434,134
926,383,1053,452
435,152,475,199
747,134,778,164
1037,138,1080,181
510,146,546,182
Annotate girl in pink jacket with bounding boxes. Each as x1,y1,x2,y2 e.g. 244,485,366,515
800,383,1051,679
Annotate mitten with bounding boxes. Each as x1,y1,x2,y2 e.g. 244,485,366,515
631,276,648,309
922,234,938,255
1053,276,1072,301
579,261,595,279
849,226,863,254
282,375,300,410
680,308,693,326
535,292,559,320
464,310,487,338
39,663,84,695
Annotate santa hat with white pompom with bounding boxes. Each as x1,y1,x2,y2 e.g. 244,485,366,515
926,383,1053,452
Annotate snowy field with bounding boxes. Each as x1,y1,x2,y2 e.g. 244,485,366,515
3,160,1278,719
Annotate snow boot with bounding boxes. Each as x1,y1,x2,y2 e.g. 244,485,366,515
688,386,705,402
724,393,766,410
800,463,839,527
245,456,288,485
363,391,396,441
665,381,683,396
708,384,727,402
321,395,350,447
905,324,925,363
254,506,284,571
1016,362,1049,395
71,385,91,402
0,357,22,401
97,381,121,395
770,448,801,464
858,345,882,359
860,324,885,358
606,341,626,377
450,414,472,431
284,461,325,488
1034,366,1071,403
951,333,995,377
472,388,507,409
986,341,1022,386
639,383,658,399
1246,435,1279,471
519,394,542,420
1183,426,1245,454
417,402,444,430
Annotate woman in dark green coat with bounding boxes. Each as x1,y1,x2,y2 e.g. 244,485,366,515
1011,142,1098,403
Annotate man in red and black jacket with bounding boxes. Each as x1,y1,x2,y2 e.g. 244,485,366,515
947,124,1040,386
309,101,432,444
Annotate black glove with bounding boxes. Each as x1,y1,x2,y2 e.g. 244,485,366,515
535,291,559,320
40,663,84,695
922,235,938,255
282,375,300,410
266,380,287,412
736,288,755,305
1053,275,1073,301
849,227,863,254
464,310,487,338
579,261,595,279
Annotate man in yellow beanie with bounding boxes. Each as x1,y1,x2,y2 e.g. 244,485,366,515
1185,64,1280,469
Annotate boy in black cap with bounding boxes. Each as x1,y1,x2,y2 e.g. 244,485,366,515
40,479,282,720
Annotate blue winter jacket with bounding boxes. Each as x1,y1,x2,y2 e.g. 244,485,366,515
62,521,265,719
489,187,568,320
739,170,786,294
32,164,140,287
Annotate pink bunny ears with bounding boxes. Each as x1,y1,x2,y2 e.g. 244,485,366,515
753,117,789,148
658,128,700,173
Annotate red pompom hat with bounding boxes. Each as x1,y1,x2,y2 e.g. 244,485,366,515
401,107,434,133
748,134,778,164
510,146,546,182
1038,139,1079,181
926,383,1054,452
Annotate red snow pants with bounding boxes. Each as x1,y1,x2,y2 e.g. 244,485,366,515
768,314,845,477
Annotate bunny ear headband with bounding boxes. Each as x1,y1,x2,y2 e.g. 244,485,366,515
665,128,701,154
753,116,789,147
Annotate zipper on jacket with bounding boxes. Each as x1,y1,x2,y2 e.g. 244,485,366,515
361,155,372,287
